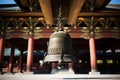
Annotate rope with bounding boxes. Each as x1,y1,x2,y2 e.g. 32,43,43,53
57,0,63,31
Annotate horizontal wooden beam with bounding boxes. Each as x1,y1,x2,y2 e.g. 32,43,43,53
3,27,120,39
68,0,85,25
0,11,120,17
0,12,43,17
78,11,120,17
39,0,53,25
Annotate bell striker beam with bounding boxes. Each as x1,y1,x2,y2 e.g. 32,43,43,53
0,37,4,74
68,0,85,25
39,0,53,25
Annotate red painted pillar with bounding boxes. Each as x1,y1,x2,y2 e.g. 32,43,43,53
8,46,15,73
0,37,4,74
26,36,34,72
19,50,23,73
89,36,97,72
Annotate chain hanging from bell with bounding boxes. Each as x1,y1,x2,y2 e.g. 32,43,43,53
44,0,75,64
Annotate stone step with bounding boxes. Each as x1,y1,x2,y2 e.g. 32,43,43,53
53,69,75,74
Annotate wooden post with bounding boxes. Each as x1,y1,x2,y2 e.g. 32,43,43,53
8,46,15,73
19,50,23,73
26,36,34,72
89,36,97,72
0,37,4,74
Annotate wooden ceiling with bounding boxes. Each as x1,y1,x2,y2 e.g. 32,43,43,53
1,0,120,51
14,0,111,25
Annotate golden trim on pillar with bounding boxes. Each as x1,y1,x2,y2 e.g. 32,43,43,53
21,27,43,39
111,27,120,39
34,27,43,39
64,27,71,32
54,27,71,32
5,27,14,39
21,27,29,39
80,27,103,39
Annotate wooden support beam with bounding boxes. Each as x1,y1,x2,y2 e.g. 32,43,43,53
68,0,85,25
0,12,43,17
0,12,120,17
39,0,53,25
78,11,120,17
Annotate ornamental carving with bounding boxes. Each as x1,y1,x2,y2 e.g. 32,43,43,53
80,27,103,39
54,27,71,32
34,27,42,39
111,27,120,39
110,27,120,33
21,27,42,39
5,27,14,39
34,33,43,39
112,33,120,39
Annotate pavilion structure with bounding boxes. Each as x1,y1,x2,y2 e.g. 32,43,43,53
0,0,120,75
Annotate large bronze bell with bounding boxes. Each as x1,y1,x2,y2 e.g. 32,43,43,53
44,30,75,63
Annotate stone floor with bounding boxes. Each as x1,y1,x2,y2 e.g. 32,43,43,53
1,69,120,80
0,74,120,80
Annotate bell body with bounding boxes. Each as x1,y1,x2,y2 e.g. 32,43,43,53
44,31,75,62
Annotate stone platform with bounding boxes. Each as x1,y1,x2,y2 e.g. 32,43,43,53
0,74,120,80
